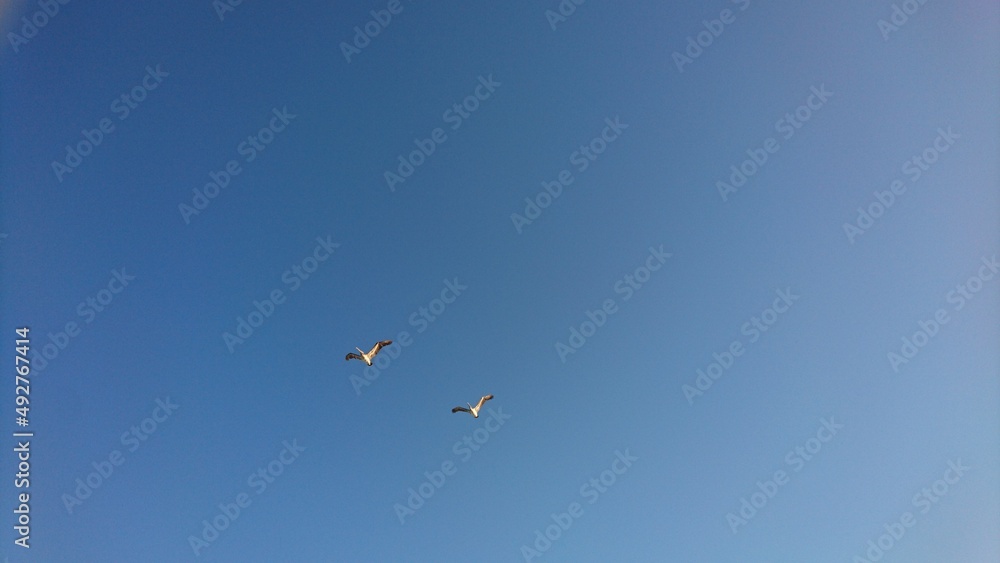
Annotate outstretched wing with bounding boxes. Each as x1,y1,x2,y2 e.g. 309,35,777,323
476,394,495,409
452,406,470,414
369,340,393,355
345,353,363,361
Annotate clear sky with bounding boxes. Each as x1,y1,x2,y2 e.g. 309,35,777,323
1,1,998,561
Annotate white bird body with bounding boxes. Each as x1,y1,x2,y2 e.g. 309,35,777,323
452,394,494,418
345,340,392,366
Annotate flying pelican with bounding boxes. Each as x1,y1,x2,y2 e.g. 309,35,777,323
451,394,494,418
345,340,393,366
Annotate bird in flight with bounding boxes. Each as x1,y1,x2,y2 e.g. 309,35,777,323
451,394,494,418
345,340,393,366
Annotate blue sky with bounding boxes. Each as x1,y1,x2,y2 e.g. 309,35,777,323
1,1,998,561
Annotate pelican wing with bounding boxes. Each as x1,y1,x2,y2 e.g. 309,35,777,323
476,394,495,409
345,353,363,362
452,406,471,414
369,340,393,355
